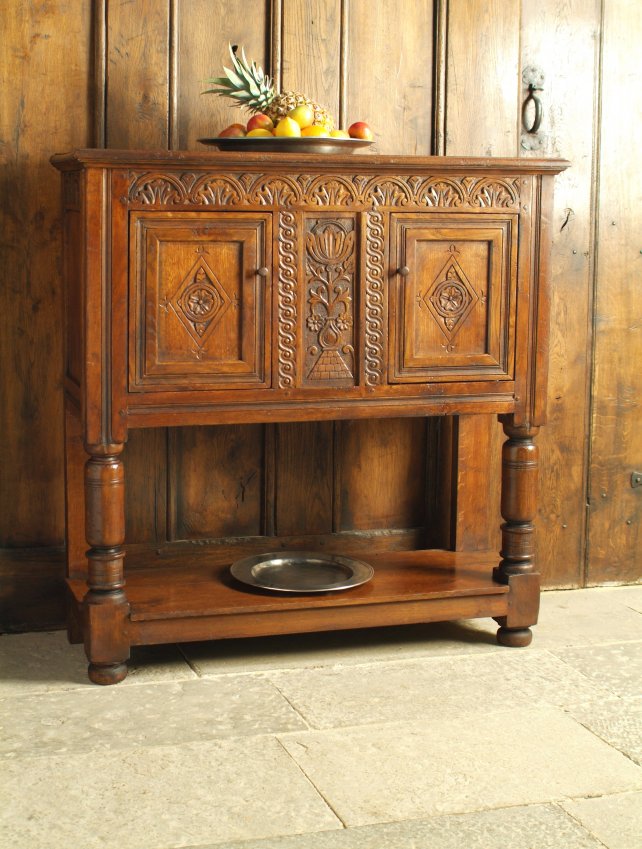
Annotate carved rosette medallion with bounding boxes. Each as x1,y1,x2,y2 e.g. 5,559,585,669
304,219,356,383
423,248,478,349
165,259,231,355
364,210,385,385
277,211,297,388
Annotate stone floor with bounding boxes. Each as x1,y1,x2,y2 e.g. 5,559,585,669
1,585,641,849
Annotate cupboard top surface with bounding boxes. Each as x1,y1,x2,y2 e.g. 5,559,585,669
51,149,570,174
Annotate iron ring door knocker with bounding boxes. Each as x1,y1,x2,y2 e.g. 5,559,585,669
522,82,543,134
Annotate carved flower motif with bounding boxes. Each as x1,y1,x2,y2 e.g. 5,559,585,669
306,222,354,265
187,287,216,316
306,314,325,332
438,283,466,314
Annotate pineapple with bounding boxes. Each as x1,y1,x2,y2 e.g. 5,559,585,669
204,44,335,131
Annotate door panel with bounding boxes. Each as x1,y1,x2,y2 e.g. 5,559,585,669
130,212,271,389
390,216,515,382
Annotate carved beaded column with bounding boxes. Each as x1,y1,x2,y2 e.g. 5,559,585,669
494,415,540,647
83,444,130,684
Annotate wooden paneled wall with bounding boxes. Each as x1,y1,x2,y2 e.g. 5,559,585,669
1,0,640,631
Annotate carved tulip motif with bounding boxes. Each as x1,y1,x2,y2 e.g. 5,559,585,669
304,220,356,383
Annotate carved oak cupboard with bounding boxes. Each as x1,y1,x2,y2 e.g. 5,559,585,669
52,150,568,684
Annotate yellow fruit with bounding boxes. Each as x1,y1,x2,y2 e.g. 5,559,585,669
274,117,301,137
301,125,330,138
288,104,315,129
246,128,274,138
329,129,350,138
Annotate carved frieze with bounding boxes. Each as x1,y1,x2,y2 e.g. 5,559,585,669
129,171,521,210
303,218,356,384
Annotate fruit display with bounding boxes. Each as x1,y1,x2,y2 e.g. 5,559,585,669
204,44,373,144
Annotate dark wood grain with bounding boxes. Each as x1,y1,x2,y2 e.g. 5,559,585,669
0,1,92,547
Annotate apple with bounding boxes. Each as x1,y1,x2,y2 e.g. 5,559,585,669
274,116,301,137
218,124,246,138
330,129,350,139
348,121,373,141
246,128,274,138
288,104,315,129
246,113,274,132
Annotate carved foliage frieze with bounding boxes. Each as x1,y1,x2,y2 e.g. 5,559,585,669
128,172,521,210
304,218,356,384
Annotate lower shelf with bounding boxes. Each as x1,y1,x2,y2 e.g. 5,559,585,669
68,549,509,647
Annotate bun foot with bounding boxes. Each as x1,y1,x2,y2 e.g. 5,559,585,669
88,661,128,685
497,626,533,647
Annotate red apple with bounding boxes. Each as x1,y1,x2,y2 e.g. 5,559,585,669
246,113,274,132
218,123,246,138
348,121,373,141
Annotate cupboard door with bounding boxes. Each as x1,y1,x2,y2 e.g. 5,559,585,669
389,215,516,383
130,212,271,390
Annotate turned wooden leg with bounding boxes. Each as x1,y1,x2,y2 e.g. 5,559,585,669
83,445,130,684
494,416,541,648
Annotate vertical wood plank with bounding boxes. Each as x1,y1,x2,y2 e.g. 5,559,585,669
520,0,601,586
445,0,520,555
446,0,520,157
0,1,92,546
169,426,264,540
124,429,167,543
281,0,341,126
588,0,642,583
345,0,433,153
274,423,333,537
176,0,269,149
105,0,170,148
337,419,428,531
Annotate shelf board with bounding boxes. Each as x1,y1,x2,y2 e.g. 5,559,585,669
68,549,508,646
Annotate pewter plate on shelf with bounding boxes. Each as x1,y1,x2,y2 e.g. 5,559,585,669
197,137,373,154
230,551,374,593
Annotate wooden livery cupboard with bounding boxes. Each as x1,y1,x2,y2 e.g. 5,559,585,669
52,150,568,684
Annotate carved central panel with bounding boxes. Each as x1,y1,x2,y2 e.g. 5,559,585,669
424,252,479,342
304,217,356,385
169,259,232,350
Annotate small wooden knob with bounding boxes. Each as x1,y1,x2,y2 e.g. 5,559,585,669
399,266,410,276
257,266,269,277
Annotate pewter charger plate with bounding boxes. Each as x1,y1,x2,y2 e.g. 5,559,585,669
197,137,373,154
230,551,374,593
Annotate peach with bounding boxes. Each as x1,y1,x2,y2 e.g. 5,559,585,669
348,121,373,141
218,124,246,138
246,113,274,132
